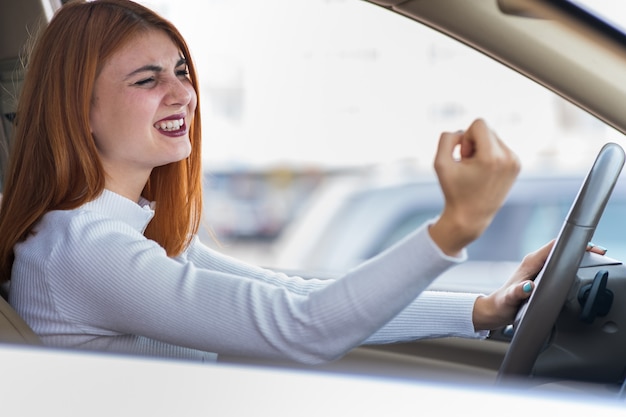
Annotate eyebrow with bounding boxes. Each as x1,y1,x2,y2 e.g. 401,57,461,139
125,58,187,79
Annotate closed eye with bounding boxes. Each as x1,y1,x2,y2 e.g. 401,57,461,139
128,58,188,86
134,77,156,86
175,58,189,79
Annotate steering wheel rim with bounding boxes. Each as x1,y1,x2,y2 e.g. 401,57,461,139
497,142,625,381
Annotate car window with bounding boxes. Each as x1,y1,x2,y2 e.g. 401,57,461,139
372,209,441,259
137,0,626,272
372,190,626,265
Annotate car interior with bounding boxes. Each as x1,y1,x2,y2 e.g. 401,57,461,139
0,0,49,345
3,0,626,401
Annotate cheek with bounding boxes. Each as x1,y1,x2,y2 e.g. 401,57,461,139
89,103,136,154
89,106,107,146
89,92,125,143
89,96,102,135
187,84,198,113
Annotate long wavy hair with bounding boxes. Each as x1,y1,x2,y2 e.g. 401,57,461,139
0,0,203,282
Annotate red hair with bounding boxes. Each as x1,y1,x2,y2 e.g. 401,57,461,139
0,0,203,282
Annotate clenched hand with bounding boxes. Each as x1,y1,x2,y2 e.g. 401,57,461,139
429,119,520,256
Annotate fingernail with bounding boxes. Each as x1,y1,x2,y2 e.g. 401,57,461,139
595,245,608,255
588,242,607,255
523,282,532,293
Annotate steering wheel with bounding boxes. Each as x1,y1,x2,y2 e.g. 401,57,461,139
497,142,625,381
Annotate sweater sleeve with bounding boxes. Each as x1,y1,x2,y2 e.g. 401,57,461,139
40,213,468,364
186,223,486,343
364,291,488,344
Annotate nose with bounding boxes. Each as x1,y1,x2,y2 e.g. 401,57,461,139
164,78,196,108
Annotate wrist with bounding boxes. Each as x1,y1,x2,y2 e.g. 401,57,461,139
472,295,495,331
429,211,482,256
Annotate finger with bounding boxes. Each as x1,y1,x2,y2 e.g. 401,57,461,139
534,239,555,261
460,119,492,159
521,240,555,280
586,242,607,255
461,119,495,159
434,130,463,172
436,130,463,159
459,134,476,159
521,239,554,271
522,280,534,295
462,119,519,168
507,280,534,307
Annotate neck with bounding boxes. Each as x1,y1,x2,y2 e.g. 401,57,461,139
104,174,149,204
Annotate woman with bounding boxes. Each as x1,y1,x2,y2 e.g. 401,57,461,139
0,0,547,364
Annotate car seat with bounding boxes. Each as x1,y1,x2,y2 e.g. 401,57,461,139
0,283,42,345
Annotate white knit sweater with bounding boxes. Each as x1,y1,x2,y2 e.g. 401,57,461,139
9,190,485,364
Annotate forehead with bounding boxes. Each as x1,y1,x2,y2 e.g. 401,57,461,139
102,29,182,75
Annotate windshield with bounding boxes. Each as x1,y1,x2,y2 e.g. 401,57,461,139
136,0,626,271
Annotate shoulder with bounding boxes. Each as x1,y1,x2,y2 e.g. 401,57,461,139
15,205,167,286
25,205,163,266
37,206,144,242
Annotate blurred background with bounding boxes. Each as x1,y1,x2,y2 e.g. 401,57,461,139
137,0,626,271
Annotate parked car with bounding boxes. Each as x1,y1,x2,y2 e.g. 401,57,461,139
274,173,626,290
3,0,626,414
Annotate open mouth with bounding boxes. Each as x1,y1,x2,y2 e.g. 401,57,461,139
156,118,185,133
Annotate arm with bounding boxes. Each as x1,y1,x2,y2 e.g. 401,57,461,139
46,213,459,365
188,222,483,343
184,119,524,342
44,119,519,364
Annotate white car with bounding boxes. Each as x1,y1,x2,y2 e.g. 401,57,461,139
274,174,626,293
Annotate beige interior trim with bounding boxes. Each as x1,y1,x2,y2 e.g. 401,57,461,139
367,0,626,135
0,295,42,345
219,338,507,383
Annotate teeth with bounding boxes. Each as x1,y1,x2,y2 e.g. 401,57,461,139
157,118,184,131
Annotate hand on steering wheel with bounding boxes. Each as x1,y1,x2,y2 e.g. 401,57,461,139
497,142,625,381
